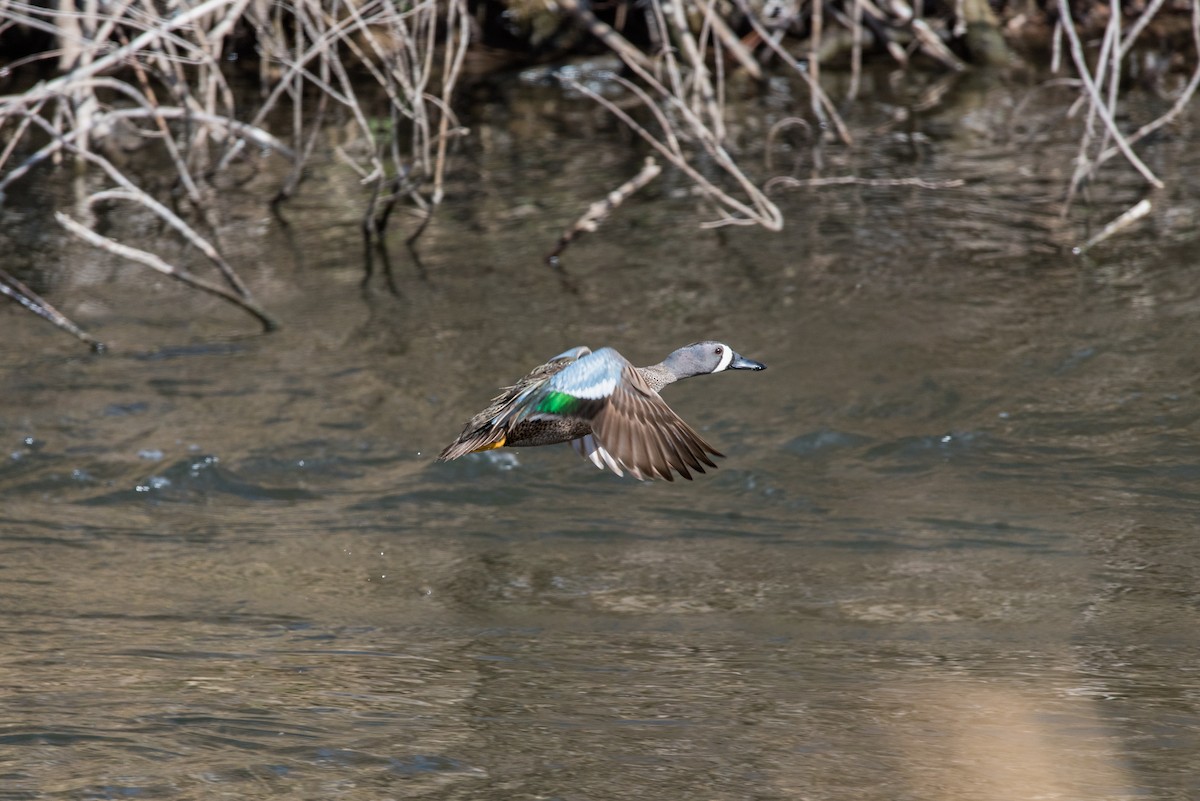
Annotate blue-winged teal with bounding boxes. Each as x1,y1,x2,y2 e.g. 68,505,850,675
438,342,766,481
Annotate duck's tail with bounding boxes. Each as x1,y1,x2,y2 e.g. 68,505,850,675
436,427,507,461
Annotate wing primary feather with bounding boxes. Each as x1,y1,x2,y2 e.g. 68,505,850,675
578,433,625,477
664,429,695,480
656,420,696,478
599,446,623,476
675,426,713,473
654,423,680,481
671,428,706,473
620,419,644,481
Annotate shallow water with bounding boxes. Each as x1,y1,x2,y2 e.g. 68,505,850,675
2,71,1200,799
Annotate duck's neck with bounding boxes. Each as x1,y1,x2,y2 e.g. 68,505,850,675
639,362,682,393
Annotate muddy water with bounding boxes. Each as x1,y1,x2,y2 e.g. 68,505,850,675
2,73,1200,799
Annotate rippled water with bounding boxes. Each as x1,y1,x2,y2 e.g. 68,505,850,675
2,73,1200,799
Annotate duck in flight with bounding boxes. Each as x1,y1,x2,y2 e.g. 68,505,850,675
438,342,766,481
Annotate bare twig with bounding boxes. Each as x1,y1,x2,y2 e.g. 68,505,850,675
26,0,240,95
432,0,470,207
1057,0,1164,198
1094,0,1200,170
547,157,663,263
558,0,657,74
911,18,967,71
1050,17,1063,74
55,212,278,331
71,145,254,298
664,0,724,141
698,0,762,80
811,0,824,120
735,0,854,146
564,75,782,230
766,175,966,190
0,106,292,203
0,266,105,351
849,0,864,101
1078,198,1152,253
1119,0,1169,58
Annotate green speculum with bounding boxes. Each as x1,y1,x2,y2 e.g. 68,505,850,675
536,391,581,415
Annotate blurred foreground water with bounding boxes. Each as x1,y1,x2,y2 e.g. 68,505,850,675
1,70,1199,799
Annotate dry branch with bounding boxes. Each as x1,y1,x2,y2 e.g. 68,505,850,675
1057,0,1165,202
564,75,783,230
0,267,105,351
55,212,278,332
1078,198,1152,253
547,157,663,263
557,0,657,76
735,0,854,146
0,0,470,346
766,175,966,190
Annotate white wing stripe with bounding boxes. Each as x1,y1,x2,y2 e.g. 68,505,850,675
571,435,625,477
573,377,616,400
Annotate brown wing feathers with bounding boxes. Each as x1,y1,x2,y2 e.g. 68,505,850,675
591,366,722,481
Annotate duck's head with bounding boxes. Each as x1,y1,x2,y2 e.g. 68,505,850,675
664,341,767,378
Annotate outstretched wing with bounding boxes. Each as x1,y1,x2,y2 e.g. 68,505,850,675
438,346,591,461
588,364,721,481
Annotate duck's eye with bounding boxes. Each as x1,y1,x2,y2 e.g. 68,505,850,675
715,346,723,354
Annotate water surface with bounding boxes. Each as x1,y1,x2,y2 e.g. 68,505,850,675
1,72,1199,799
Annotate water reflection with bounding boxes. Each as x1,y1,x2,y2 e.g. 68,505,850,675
1,75,1200,799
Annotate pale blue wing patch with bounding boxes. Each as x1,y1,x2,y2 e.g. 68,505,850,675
545,347,625,400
